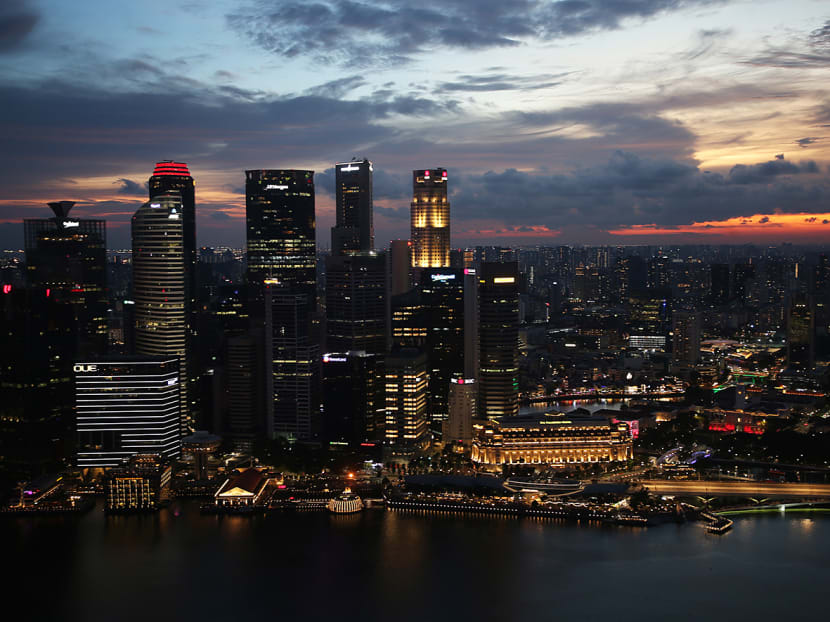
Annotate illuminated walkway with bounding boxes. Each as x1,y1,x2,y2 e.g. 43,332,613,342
639,480,830,499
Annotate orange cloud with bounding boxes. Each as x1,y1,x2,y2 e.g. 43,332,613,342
609,212,830,239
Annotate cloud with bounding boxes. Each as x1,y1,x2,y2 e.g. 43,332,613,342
796,137,819,148
228,0,721,65
436,72,570,93
305,75,366,98
114,178,148,196
0,0,39,53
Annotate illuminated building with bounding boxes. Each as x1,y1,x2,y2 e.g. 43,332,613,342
75,356,182,467
628,334,666,351
325,252,387,356
787,294,815,372
389,239,411,296
478,262,519,418
614,255,646,303
384,348,429,458
443,378,476,445
331,159,373,254
420,268,464,422
410,168,450,268
464,268,479,381
710,263,730,306
105,453,172,512
322,351,383,445
391,287,427,348
181,431,221,480
672,311,701,364
132,192,190,432
628,288,670,334
214,467,270,507
24,201,107,355
266,286,320,440
245,169,316,308
471,413,633,466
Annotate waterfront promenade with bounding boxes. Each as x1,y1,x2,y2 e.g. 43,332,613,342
639,480,830,499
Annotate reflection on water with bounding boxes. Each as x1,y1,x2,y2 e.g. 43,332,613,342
4,502,829,621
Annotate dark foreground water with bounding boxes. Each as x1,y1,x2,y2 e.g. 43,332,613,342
6,502,829,622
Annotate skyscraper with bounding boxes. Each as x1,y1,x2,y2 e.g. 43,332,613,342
443,378,476,446
75,356,182,467
478,262,519,418
384,348,429,460
331,159,373,255
672,311,701,365
322,351,383,445
265,286,320,440
710,263,730,306
389,239,411,296
787,294,815,372
420,268,464,423
325,252,387,356
132,192,190,434
411,168,450,269
24,201,107,356
245,169,316,306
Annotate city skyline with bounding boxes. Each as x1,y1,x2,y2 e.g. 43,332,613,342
2,1,830,248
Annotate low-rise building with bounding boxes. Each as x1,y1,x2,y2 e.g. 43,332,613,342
214,467,271,507
471,413,632,467
105,454,171,512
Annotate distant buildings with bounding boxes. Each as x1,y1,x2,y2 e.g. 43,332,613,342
672,311,701,365
75,356,182,467
410,168,450,269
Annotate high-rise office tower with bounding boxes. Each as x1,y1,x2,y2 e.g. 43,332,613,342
24,201,107,355
1,285,77,482
225,333,263,452
615,255,647,303
325,252,387,355
322,351,383,445
389,239,411,296
410,168,450,268
443,378,476,445
672,311,701,365
331,159,373,255
75,356,182,468
710,263,730,306
245,169,316,306
463,267,480,382
384,348,429,458
420,268,464,423
478,262,519,418
132,192,190,434
787,294,815,371
265,286,320,440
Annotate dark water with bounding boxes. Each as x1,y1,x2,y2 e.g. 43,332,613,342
7,502,829,621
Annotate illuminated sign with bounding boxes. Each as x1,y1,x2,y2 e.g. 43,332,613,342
73,364,98,373
150,203,161,208
454,378,474,384
339,164,360,172
123,299,135,305
167,378,178,385
430,273,456,281
2,284,11,294
493,277,515,284
265,184,289,190
168,213,180,219
323,355,347,363
62,220,80,228
463,268,476,275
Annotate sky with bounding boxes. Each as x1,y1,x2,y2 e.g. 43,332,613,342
1,0,830,249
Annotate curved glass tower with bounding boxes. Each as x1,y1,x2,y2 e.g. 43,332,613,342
132,192,189,437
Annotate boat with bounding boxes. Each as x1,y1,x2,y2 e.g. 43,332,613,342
327,488,364,514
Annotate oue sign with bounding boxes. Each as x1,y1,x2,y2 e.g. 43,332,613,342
74,364,98,373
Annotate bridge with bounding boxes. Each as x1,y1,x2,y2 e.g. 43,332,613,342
638,480,830,499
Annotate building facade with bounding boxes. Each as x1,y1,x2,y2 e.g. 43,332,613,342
132,192,190,432
322,351,383,445
75,357,182,467
471,414,633,466
478,262,519,418
384,349,429,458
410,168,450,269
331,159,373,254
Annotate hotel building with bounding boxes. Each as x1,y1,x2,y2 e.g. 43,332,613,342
75,356,182,467
471,413,632,467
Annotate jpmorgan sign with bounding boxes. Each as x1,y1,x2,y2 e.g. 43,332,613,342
74,364,98,373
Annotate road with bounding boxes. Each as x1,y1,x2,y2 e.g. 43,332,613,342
638,479,830,498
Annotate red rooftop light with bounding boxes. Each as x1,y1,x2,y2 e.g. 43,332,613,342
152,161,191,177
